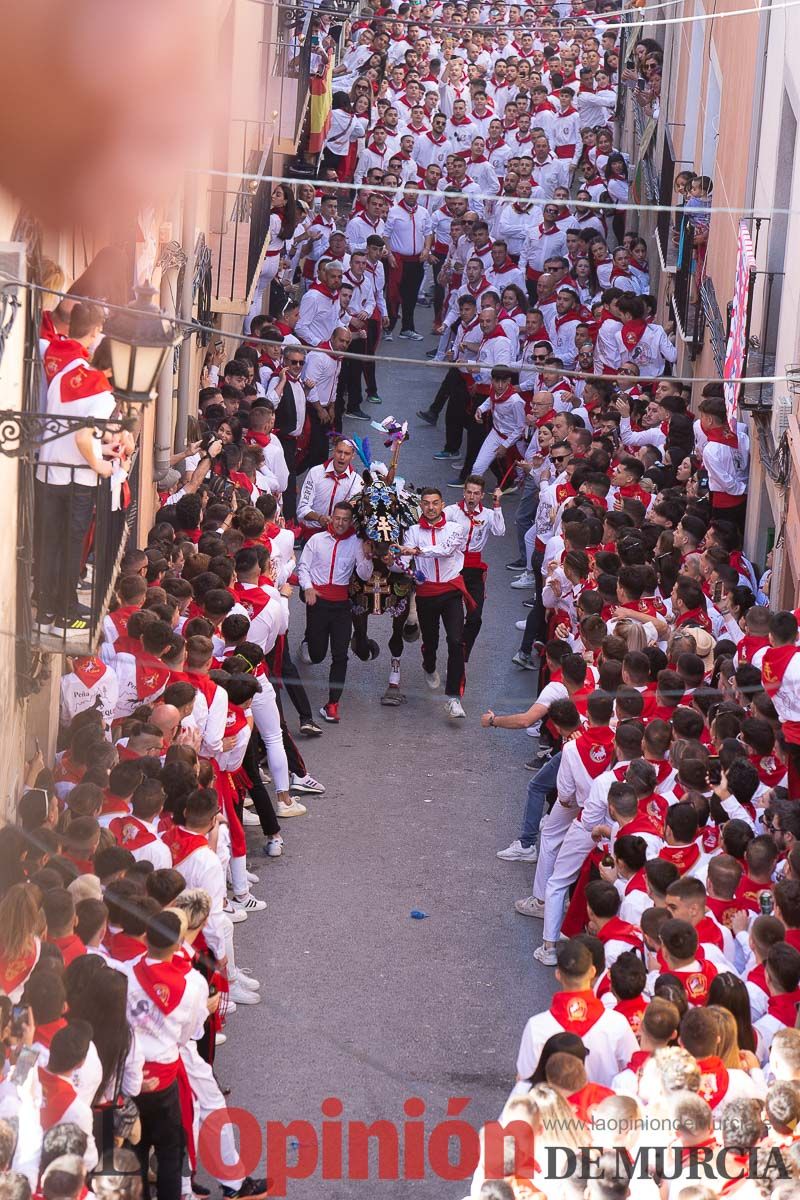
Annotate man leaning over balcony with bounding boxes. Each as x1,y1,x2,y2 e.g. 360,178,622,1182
35,301,118,638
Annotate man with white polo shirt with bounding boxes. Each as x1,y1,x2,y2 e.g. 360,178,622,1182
301,327,352,466
295,260,343,346
385,185,433,339
444,475,505,661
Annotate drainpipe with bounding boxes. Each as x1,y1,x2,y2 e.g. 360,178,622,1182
174,173,198,453
153,260,181,479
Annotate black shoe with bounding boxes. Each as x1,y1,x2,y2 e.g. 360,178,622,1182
524,754,551,771
191,1180,211,1198
425,349,438,358
417,408,437,425
522,598,536,609
70,601,92,618
299,718,322,737
222,1179,270,1200
506,558,526,571
346,407,371,421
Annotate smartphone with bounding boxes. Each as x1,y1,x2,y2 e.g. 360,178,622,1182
636,78,646,92
11,1046,39,1087
707,756,722,786
10,1004,29,1039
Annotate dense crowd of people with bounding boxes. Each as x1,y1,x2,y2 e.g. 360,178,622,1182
3,0,800,1198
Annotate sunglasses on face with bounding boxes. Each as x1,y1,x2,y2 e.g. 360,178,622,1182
287,358,304,366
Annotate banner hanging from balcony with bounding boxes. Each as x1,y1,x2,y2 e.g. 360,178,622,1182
308,57,334,155
724,222,756,426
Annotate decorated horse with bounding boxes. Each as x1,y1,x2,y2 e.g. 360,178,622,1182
347,417,421,705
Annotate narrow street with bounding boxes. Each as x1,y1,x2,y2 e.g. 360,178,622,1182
221,338,555,1197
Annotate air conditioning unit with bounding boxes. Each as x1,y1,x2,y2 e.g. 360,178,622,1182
776,394,793,435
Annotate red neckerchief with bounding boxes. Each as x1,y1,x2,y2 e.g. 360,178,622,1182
569,1082,614,1122
621,318,648,350
555,308,581,332
184,668,219,706
675,606,713,633
610,265,632,281
695,915,724,951
627,1049,650,1074
34,1017,67,1049
749,751,785,787
109,814,158,852
225,703,248,737
550,989,606,1036
104,929,145,962
419,514,447,531
43,336,88,382
488,137,507,150
425,131,447,144
705,423,740,448
747,962,768,993
656,950,717,1004
72,655,107,687
614,995,647,1034
706,894,742,928
619,809,663,840
399,199,419,214
737,634,769,664
596,916,643,949
38,1067,77,1128
659,841,702,874
63,851,95,875
489,383,515,405
109,604,140,637
535,408,557,427
696,1056,730,1109
625,867,649,895
513,201,534,214
244,430,271,448
762,645,800,697
135,651,171,700
133,957,188,1015
331,526,357,542
102,788,131,819
768,990,800,1026
309,281,339,300
449,115,474,126
556,105,578,117
231,580,271,620
48,932,86,967
324,459,353,480
574,725,615,777
162,825,209,866
735,874,772,913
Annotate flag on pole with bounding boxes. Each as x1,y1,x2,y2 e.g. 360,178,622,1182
308,58,334,155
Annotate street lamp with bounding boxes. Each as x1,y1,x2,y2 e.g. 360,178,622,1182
103,283,181,405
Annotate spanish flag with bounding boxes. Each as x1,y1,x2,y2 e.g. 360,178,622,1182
308,58,334,155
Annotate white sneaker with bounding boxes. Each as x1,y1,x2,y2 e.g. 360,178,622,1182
259,768,272,784
225,999,237,1014
533,943,558,966
245,869,260,884
497,840,539,863
277,798,307,817
223,900,247,924
242,808,261,826
299,640,312,664
389,657,401,687
515,619,528,631
510,571,537,589
228,980,262,1005
231,970,260,991
265,835,283,857
446,697,466,718
243,795,255,808
424,670,441,690
515,896,545,918
290,772,325,795
216,1032,227,1046
231,893,267,913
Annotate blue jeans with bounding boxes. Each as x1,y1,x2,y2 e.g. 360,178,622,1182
520,751,561,846
516,475,539,563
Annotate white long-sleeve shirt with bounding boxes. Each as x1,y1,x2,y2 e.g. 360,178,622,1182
476,389,527,446
295,284,340,346
519,224,568,277
404,519,466,583
298,530,372,594
443,502,505,560
384,202,432,256
298,463,364,528
614,323,678,375
302,346,342,411
126,954,209,1064
702,430,749,499
474,327,514,387
345,212,386,250
233,580,288,654
362,259,388,318
60,659,118,729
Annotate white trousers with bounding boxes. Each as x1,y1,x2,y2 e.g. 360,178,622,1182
181,1041,244,1188
472,429,508,479
251,679,290,793
245,254,281,330
542,820,595,944
532,800,578,901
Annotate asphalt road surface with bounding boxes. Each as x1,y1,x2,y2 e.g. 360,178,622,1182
218,333,556,1199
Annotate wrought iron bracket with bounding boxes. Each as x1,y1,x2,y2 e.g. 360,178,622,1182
0,410,122,458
